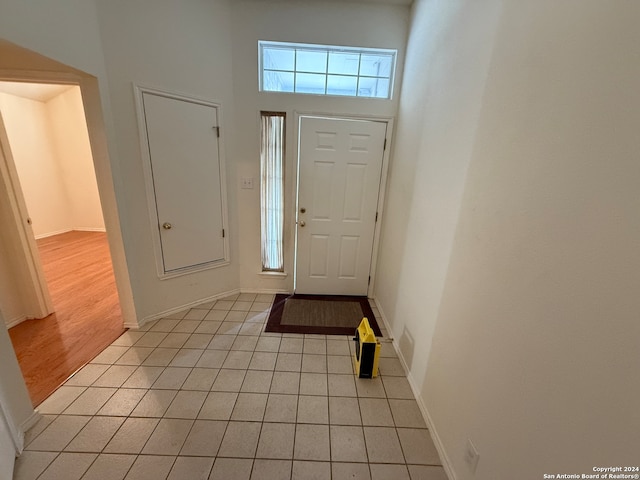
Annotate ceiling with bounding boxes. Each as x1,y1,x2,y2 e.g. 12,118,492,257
0,81,75,102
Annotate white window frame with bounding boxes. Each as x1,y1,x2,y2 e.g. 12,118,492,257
258,41,397,99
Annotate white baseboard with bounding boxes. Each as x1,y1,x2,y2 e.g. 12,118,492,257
74,227,106,233
5,315,27,329
34,227,106,240
406,369,457,480
130,288,291,329
134,288,243,328
368,297,393,339
369,297,457,480
16,411,41,454
240,288,291,295
34,228,72,239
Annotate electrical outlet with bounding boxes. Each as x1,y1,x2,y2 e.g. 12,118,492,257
241,177,254,189
464,438,480,473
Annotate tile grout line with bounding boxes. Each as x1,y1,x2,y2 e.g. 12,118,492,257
20,293,444,480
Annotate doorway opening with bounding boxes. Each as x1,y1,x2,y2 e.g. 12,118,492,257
0,81,124,406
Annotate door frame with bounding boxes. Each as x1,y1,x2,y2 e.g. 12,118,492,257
133,83,231,279
0,68,137,327
293,112,394,298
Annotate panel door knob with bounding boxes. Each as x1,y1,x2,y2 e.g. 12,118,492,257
299,221,306,227
162,222,172,230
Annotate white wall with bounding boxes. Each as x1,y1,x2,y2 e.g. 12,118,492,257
0,0,133,449
47,86,105,233
0,88,104,239
231,0,409,292
0,405,15,480
0,309,34,456
0,92,71,237
0,0,139,332
378,0,640,478
1,0,408,323
375,0,501,392
95,0,239,320
1,1,637,477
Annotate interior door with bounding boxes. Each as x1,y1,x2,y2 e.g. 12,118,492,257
295,116,386,295
0,111,53,319
142,92,225,274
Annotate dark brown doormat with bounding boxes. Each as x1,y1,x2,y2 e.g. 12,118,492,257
265,294,382,336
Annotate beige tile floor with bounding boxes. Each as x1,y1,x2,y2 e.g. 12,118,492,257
13,293,447,480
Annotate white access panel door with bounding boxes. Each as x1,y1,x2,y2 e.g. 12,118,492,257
142,92,225,273
296,116,386,295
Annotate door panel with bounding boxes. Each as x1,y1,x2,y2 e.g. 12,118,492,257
142,92,225,273
338,236,359,278
343,164,366,220
309,235,330,277
296,117,386,295
312,162,334,219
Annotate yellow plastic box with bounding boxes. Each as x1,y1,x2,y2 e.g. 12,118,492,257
353,317,381,378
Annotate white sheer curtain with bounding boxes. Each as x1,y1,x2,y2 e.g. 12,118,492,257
260,113,285,271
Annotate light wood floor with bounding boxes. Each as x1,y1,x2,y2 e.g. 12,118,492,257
9,231,124,407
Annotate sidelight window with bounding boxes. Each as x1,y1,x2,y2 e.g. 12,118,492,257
260,112,285,272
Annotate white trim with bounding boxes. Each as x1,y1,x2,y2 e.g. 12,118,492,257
258,41,398,100
17,411,41,454
240,288,291,295
292,111,394,297
153,260,232,281
133,287,293,329
5,315,28,329
367,298,393,338
367,117,393,298
371,298,456,480
258,271,288,279
34,227,107,240
133,84,231,280
34,228,72,240
0,401,20,460
0,67,137,329
73,227,107,233
135,288,242,328
0,384,39,458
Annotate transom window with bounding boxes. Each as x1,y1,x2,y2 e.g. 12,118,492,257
259,41,397,99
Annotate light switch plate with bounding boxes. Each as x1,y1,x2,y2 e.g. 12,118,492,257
241,177,254,189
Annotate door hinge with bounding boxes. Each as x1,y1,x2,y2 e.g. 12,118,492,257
375,212,378,222
368,276,371,285
214,126,220,138
222,229,225,238
383,138,387,150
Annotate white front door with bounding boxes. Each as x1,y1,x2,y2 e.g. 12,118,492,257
295,116,386,295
